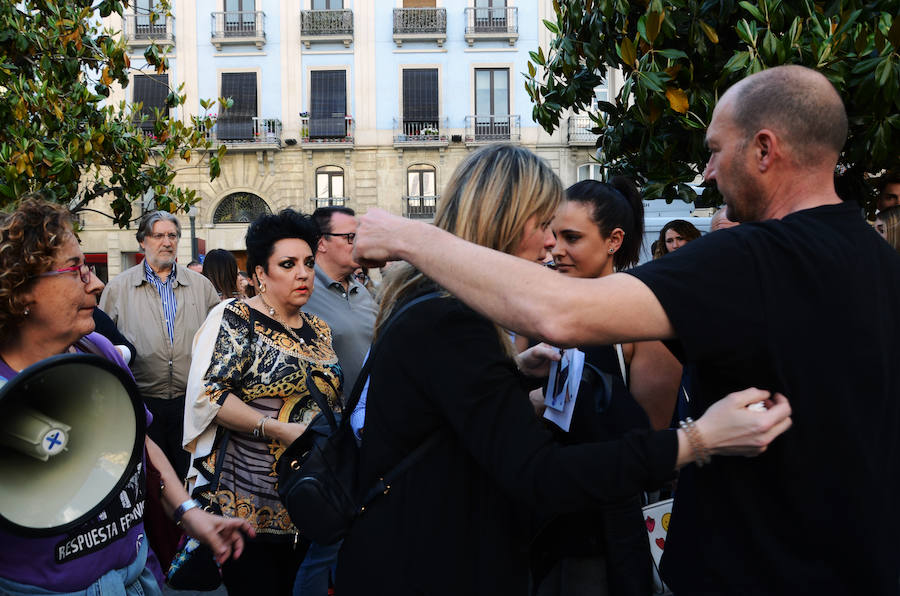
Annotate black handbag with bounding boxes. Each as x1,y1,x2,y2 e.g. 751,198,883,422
277,291,445,546
166,431,231,590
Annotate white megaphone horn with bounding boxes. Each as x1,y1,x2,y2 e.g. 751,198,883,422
0,353,146,537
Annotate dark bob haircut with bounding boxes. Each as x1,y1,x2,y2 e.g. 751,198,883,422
245,209,320,277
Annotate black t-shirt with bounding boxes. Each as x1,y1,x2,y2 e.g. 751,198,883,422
629,202,900,595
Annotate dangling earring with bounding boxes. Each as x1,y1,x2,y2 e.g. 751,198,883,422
258,280,267,293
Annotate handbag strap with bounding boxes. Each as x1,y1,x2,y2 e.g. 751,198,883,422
343,290,444,415
302,291,444,431
361,430,445,507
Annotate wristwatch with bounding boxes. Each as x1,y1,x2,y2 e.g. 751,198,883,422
173,498,201,526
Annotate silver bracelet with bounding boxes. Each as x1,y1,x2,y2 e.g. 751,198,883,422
173,498,201,526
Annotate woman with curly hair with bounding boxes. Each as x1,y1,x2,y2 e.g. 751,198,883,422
184,209,342,594
654,219,701,258
0,197,251,596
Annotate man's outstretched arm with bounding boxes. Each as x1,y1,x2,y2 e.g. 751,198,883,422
355,209,675,346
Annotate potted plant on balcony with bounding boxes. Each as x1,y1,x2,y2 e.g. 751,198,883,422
299,112,309,140
420,126,439,138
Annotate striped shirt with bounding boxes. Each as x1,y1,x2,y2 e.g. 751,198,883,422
144,260,177,344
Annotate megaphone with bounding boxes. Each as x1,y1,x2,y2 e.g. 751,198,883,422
0,353,145,537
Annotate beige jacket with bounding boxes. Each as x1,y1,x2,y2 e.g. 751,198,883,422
99,263,219,400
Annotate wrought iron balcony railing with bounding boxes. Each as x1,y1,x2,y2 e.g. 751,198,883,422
404,195,438,219
465,115,520,143
568,114,600,146
300,10,354,48
393,117,449,147
464,6,518,45
123,13,174,46
205,117,282,150
311,197,348,208
300,115,355,146
393,8,447,47
211,11,266,49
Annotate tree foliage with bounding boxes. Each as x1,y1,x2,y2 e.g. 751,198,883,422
0,0,225,226
527,0,900,210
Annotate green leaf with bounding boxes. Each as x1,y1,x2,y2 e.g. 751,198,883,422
723,50,751,72
656,48,688,60
542,19,559,34
875,58,893,87
739,1,765,23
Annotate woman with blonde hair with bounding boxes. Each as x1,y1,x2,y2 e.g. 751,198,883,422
335,144,792,595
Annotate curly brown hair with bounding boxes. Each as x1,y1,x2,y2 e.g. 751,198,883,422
0,196,74,342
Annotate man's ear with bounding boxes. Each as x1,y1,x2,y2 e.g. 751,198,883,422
317,237,327,253
754,129,777,172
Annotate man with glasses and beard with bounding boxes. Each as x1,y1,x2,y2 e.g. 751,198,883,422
100,211,219,479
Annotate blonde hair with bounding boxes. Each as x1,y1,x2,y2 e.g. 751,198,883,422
376,144,563,358
877,205,900,253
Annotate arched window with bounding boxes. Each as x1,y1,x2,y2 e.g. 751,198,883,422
577,163,603,182
213,192,271,224
315,166,345,207
406,164,437,218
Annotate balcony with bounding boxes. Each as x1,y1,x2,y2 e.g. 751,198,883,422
206,117,282,151
393,118,449,148
300,115,354,148
404,195,438,219
568,114,600,146
465,115,520,144
211,11,266,50
123,14,174,48
464,6,518,46
311,197,348,209
300,10,353,48
393,8,446,47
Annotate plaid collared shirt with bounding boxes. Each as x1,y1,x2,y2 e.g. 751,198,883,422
144,260,177,344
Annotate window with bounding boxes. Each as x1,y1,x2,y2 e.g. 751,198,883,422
312,0,343,9
213,192,271,224
218,72,257,141
132,74,169,133
474,0,506,30
402,69,438,136
316,166,345,207
133,0,166,38
309,71,347,139
475,68,509,137
577,164,603,182
407,165,437,218
224,0,256,35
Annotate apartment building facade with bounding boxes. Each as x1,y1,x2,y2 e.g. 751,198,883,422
79,0,617,278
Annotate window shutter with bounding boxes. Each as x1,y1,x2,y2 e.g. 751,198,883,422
219,72,257,140
132,74,169,132
402,69,438,123
310,71,347,138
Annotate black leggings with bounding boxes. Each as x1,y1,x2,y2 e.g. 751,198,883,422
221,537,309,596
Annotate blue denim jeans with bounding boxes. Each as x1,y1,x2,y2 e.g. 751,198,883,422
0,536,161,596
292,540,341,596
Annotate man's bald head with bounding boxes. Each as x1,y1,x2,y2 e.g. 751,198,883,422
723,65,847,167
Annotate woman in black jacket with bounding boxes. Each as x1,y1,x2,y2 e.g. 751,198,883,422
336,144,790,596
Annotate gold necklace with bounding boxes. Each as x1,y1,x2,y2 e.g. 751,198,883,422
257,294,306,346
